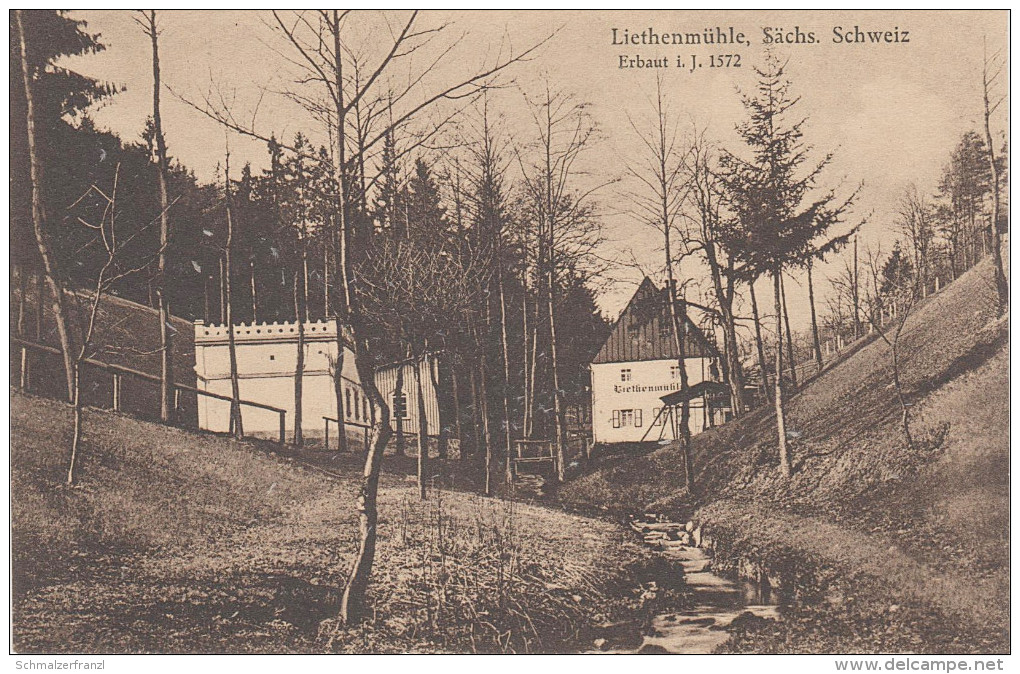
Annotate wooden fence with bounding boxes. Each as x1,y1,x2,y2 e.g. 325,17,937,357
12,336,288,445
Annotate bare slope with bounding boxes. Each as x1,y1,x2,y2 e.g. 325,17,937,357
560,257,1009,652
11,391,665,654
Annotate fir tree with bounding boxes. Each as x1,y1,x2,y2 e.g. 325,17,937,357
720,53,856,477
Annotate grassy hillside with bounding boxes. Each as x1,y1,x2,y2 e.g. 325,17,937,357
11,390,676,654
10,278,197,421
560,257,1009,653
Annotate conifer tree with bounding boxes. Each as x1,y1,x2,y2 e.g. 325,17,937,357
720,53,856,477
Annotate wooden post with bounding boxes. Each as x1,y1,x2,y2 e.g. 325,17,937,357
279,410,287,446
324,417,330,451
173,388,181,421
582,435,590,460
112,373,121,411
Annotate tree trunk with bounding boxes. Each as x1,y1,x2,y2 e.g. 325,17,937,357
478,344,494,494
852,237,861,339
204,275,211,324
468,366,482,462
772,269,791,477
498,263,514,487
521,229,534,439
219,257,227,324
666,284,694,492
293,272,305,446
331,344,350,453
450,358,463,458
323,234,330,318
67,360,84,486
414,353,429,500
224,155,244,440
250,259,258,322
146,11,174,425
807,262,824,375
748,279,770,401
427,354,449,459
16,265,28,337
394,356,406,456
16,10,74,403
339,334,393,623
891,334,914,451
705,248,743,417
35,271,46,341
547,229,566,483
525,297,539,438
983,63,1008,312
664,232,693,492
781,273,797,390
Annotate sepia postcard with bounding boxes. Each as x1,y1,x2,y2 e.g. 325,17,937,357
8,8,1010,666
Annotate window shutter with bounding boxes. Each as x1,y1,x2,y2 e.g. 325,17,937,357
635,409,643,427
612,410,620,429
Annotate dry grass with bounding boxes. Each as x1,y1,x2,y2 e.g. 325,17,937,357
11,390,666,654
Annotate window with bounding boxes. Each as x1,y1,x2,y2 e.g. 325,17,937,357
613,409,642,428
670,364,681,380
353,390,361,421
652,407,662,426
363,398,370,423
393,392,408,419
269,354,275,361
345,388,352,418
620,368,632,382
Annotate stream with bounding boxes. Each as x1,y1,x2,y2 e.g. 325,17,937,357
615,519,784,654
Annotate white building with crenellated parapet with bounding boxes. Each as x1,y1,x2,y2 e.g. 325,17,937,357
193,318,442,441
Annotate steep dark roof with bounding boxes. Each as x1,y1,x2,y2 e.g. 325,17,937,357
592,277,718,364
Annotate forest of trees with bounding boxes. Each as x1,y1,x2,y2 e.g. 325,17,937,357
11,10,1007,626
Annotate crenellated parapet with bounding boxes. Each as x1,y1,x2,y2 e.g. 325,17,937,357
194,318,338,343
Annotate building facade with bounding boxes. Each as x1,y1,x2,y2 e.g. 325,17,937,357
193,318,440,439
590,278,724,445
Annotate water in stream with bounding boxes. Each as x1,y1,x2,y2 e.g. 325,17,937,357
631,544,782,654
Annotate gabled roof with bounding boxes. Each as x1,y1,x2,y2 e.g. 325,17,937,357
592,277,718,364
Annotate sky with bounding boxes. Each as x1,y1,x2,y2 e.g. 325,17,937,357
65,10,1009,332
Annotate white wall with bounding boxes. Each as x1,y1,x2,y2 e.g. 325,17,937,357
591,357,713,445
194,320,355,438
375,358,441,437
194,320,441,439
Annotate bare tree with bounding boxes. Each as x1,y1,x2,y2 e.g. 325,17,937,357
683,131,746,417
222,147,244,440
982,38,1008,313
65,165,167,484
864,250,922,451
897,185,936,295
136,10,175,424
519,83,602,482
14,9,75,403
624,77,694,490
357,236,482,498
178,10,543,623
458,95,517,488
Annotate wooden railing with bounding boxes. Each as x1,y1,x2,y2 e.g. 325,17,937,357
12,336,288,445
322,415,372,452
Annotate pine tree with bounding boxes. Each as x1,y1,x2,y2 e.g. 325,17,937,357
720,53,856,477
